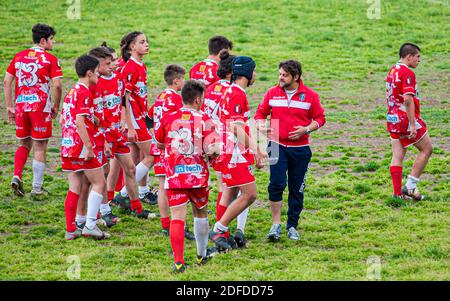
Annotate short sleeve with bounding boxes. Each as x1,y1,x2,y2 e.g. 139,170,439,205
155,118,166,144
6,57,16,77
50,55,63,79
122,66,138,92
75,91,91,116
402,69,416,96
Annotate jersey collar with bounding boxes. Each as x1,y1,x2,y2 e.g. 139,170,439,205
204,59,218,66
130,56,143,66
231,83,246,94
77,82,89,90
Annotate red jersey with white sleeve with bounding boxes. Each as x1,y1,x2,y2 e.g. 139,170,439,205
121,56,148,131
202,79,230,121
254,80,326,147
150,88,181,156
161,88,183,116
385,63,422,134
96,73,126,143
219,83,254,164
189,59,219,88
61,83,96,158
116,58,126,76
155,108,218,189
6,46,63,113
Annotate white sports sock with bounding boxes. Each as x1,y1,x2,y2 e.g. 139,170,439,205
86,190,103,228
194,218,209,257
76,214,86,225
213,221,228,233
32,160,45,190
406,175,420,189
135,162,150,182
120,186,128,197
237,206,250,234
100,203,112,216
139,185,150,198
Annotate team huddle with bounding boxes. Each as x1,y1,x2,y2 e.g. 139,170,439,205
4,24,432,273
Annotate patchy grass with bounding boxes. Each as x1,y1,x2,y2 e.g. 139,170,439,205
0,0,448,280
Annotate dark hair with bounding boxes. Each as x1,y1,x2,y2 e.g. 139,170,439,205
75,55,99,77
181,80,205,105
88,47,113,60
120,31,143,62
208,36,233,55
32,23,56,44
101,41,116,54
217,51,236,79
399,43,420,58
279,60,302,82
164,64,186,85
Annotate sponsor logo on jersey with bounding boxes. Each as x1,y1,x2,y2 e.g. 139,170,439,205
105,95,122,108
174,164,203,174
386,114,399,123
28,51,36,57
61,137,75,146
214,85,222,92
199,65,206,72
16,94,39,104
182,113,191,121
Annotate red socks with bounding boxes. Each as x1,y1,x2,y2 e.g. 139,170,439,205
170,219,185,264
216,203,227,222
107,191,115,202
216,203,229,238
216,192,222,211
64,190,79,232
130,199,143,214
115,168,124,192
14,146,30,179
390,166,403,196
161,217,171,230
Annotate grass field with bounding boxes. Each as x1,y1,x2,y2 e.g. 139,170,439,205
0,0,449,280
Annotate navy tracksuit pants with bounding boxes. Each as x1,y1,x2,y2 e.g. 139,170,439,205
268,142,312,230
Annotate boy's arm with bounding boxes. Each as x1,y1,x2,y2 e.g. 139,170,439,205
3,73,15,123
230,122,268,167
51,78,62,119
75,115,94,160
124,91,137,142
404,94,417,139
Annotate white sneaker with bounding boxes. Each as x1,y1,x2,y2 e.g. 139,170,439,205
82,225,111,240
287,227,300,241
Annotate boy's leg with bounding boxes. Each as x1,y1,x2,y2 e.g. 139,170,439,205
192,204,209,259
157,176,170,233
83,167,109,239
12,138,32,196
403,134,433,200
31,139,48,194
170,202,188,270
390,139,407,197
76,175,89,227
65,171,82,238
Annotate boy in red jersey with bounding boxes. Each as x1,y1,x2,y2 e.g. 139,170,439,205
210,56,268,252
155,80,220,273
61,55,109,240
150,64,186,235
386,43,433,200
4,24,63,196
202,51,251,248
114,31,156,219
190,36,233,88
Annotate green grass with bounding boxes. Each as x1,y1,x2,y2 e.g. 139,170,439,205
0,0,449,280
